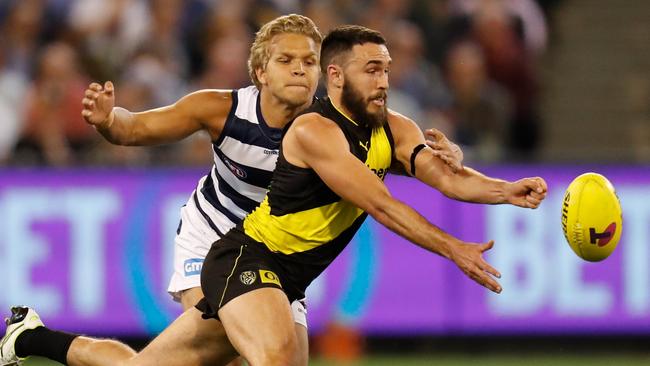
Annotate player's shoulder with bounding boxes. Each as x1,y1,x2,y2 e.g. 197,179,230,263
289,112,348,158
176,88,234,119
290,112,343,148
294,111,338,131
386,108,422,141
387,108,417,129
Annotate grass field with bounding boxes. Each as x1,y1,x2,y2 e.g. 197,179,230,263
24,354,650,366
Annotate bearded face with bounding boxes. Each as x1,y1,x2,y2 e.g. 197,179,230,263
341,73,388,129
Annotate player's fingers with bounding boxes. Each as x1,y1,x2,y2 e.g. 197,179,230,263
480,240,495,252
471,269,502,293
89,82,102,91
450,143,462,154
484,276,502,293
529,190,545,200
526,193,541,203
434,150,457,162
425,140,442,150
104,81,114,96
84,89,98,99
436,154,454,166
430,150,450,160
82,98,94,108
480,260,501,279
425,128,444,142
521,178,540,193
526,195,541,207
525,200,540,209
536,177,548,193
526,177,546,194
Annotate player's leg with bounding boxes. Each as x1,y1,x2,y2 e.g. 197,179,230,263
291,300,309,366
170,199,243,366
179,287,204,311
198,229,310,366
218,288,301,366
294,323,309,366
177,288,307,366
122,307,238,366
4,306,238,366
178,287,243,366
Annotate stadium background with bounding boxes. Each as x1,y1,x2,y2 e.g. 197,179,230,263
0,0,649,365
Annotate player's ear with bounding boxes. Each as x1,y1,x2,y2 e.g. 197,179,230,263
327,65,343,89
256,67,267,86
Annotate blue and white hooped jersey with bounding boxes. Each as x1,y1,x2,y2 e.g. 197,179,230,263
192,85,282,237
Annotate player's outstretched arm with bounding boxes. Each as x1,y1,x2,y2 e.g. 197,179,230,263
81,81,232,146
283,114,502,293
388,110,548,208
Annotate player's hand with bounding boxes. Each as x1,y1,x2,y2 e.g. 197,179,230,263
82,81,115,128
505,177,548,209
450,240,502,293
424,128,463,173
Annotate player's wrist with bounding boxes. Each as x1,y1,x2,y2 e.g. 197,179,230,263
439,236,461,260
97,109,115,131
497,181,512,204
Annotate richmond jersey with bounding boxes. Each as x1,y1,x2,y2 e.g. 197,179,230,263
242,96,395,296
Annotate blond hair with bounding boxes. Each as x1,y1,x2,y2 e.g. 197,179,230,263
248,14,322,89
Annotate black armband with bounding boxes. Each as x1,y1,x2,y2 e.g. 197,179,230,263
410,143,427,176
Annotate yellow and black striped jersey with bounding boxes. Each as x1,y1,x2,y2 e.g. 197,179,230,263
241,97,394,291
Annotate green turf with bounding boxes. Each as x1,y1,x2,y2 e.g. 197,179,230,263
24,354,650,366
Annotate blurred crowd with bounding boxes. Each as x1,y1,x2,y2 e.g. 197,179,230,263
0,0,559,167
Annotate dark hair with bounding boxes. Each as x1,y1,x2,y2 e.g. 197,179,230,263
320,25,387,74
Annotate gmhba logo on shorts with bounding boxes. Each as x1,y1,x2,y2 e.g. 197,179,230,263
239,271,257,285
260,269,281,287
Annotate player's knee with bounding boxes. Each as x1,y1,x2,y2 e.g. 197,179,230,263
252,334,299,366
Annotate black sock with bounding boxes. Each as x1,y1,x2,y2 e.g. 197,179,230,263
15,327,78,365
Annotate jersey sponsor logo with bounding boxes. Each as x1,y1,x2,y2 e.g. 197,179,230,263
223,157,247,179
184,258,204,276
239,270,257,285
368,166,387,180
259,269,281,287
263,149,278,155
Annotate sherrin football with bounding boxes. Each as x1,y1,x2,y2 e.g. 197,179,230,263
561,173,622,262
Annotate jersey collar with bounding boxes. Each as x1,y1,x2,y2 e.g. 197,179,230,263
328,97,359,127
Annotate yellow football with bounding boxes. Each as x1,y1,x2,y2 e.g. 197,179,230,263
561,173,622,262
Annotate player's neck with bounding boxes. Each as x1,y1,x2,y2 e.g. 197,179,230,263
259,89,309,129
328,92,356,124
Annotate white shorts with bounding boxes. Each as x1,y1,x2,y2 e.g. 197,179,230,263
166,194,308,328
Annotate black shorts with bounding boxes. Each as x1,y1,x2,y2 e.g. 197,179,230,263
196,227,301,320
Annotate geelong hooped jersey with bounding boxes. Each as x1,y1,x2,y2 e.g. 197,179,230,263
192,85,281,237
242,97,394,292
